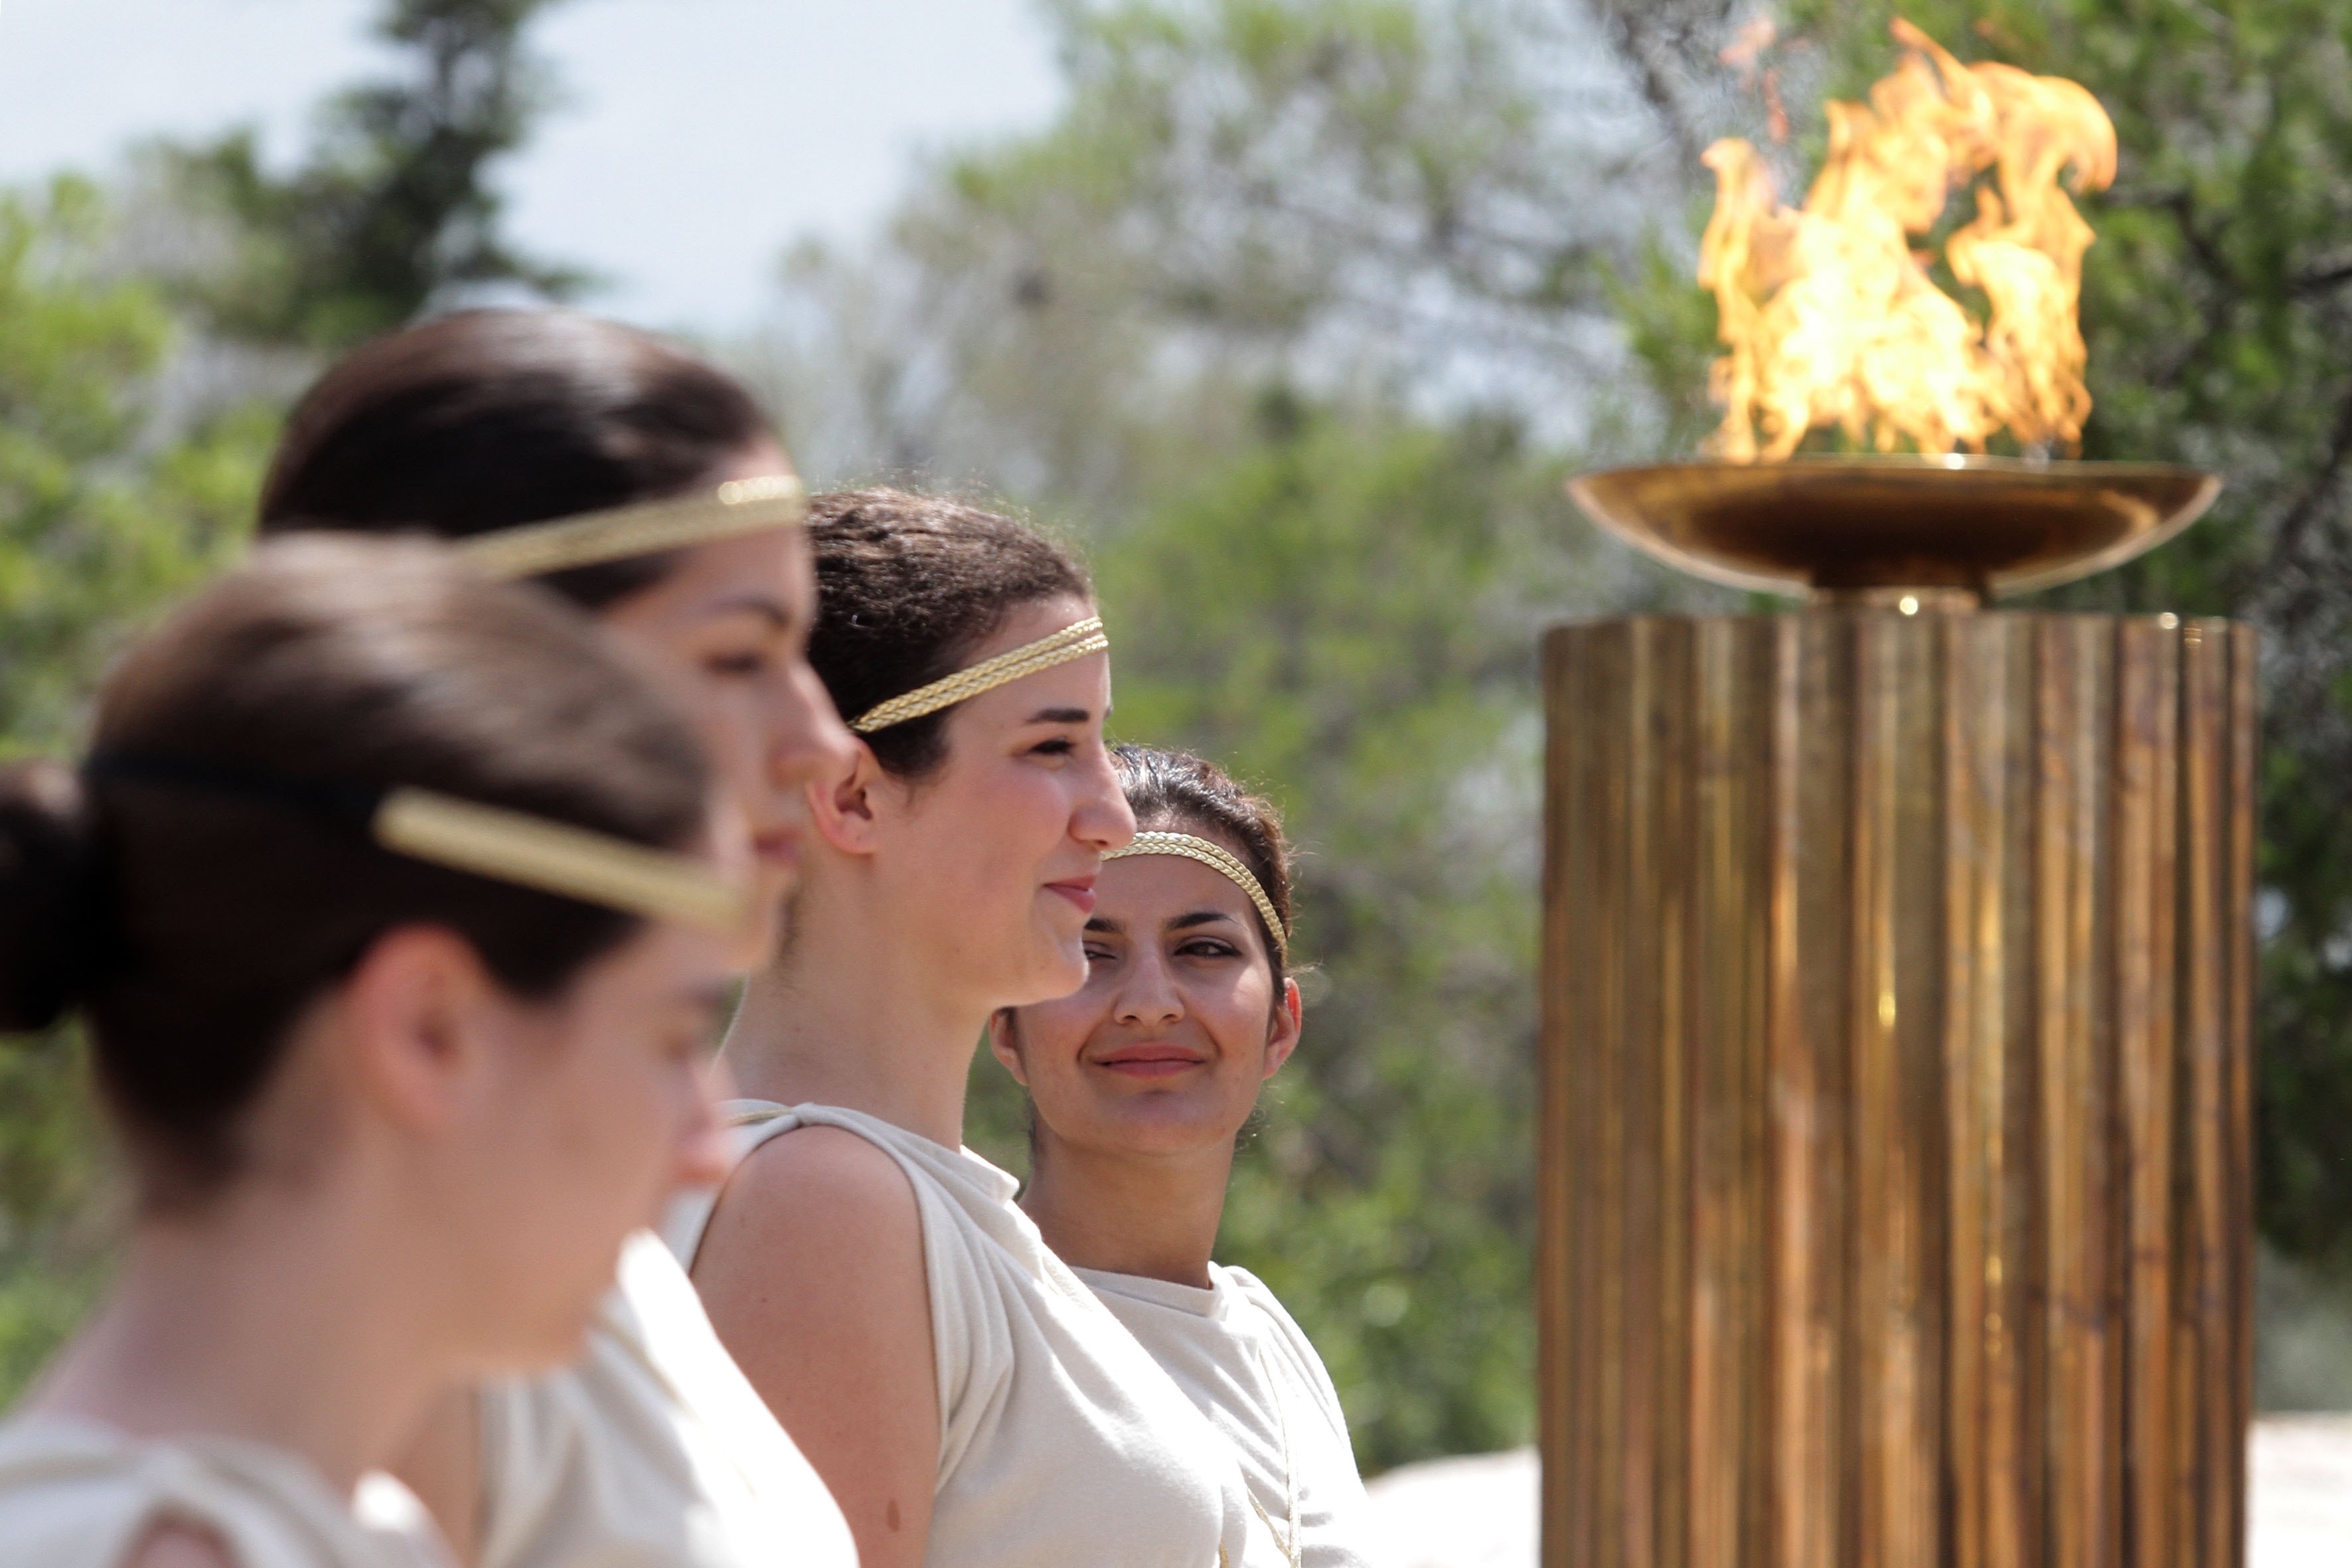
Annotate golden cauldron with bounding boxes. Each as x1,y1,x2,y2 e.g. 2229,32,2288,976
1566,455,2220,605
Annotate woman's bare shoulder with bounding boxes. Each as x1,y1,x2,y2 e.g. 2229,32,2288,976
693,1119,939,1463
732,1123,917,1217
700,1122,925,1279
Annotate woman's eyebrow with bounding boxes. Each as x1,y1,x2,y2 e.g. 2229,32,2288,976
1166,910,1237,931
698,592,792,628
1024,705,1094,724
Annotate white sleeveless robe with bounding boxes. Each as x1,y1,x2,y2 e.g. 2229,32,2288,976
1077,1265,1375,1568
667,1101,1263,1568
476,1229,856,1568
0,1415,446,1568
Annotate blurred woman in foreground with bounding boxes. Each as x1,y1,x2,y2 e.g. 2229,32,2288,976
990,745,1374,1568
254,309,857,1568
0,538,747,1568
676,489,1265,1568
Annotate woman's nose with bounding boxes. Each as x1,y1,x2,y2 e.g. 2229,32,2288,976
1115,950,1185,1026
769,666,857,793
1073,750,1137,854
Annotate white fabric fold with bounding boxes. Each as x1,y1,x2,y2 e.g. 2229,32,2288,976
477,1229,857,1568
0,1415,445,1568
1077,1265,1375,1568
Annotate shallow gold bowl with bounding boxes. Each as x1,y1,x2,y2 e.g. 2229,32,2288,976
1567,455,2220,604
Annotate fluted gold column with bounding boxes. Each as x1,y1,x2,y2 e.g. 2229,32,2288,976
1538,611,2255,1568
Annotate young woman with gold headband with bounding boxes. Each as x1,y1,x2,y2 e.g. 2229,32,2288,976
671,489,1263,1568
988,746,1374,1568
256,307,847,917
252,309,857,1568
0,536,753,1568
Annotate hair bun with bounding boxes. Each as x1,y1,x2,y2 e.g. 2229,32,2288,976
0,760,106,1033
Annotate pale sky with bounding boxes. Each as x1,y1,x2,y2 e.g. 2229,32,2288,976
0,0,1065,333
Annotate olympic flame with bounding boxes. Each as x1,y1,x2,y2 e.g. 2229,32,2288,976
1698,20,2116,462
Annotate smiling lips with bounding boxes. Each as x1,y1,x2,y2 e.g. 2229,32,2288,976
1093,1044,1207,1079
1045,876,1097,915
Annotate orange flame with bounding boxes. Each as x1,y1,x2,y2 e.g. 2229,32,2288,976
1697,20,2116,462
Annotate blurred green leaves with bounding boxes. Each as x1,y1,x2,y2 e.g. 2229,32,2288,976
0,173,268,1405
0,177,259,753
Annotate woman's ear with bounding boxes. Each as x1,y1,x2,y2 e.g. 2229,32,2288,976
986,1008,1030,1085
804,741,887,856
339,925,509,1136
1263,975,1303,1079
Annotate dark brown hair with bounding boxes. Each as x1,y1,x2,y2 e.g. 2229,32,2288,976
807,489,1093,780
0,535,711,1206
256,308,773,609
1111,745,1294,982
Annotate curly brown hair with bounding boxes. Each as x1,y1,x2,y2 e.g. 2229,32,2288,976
805,488,1093,781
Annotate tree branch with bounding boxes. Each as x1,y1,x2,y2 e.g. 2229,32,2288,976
2290,258,2352,297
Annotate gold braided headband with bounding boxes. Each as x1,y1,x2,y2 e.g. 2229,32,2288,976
375,789,753,938
1104,830,1289,961
86,754,753,940
849,616,1109,734
459,474,808,580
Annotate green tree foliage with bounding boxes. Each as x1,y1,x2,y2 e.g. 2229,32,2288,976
0,0,582,1405
0,175,261,760
145,0,584,349
0,175,268,1397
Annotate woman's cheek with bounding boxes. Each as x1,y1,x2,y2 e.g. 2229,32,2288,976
712,716,764,789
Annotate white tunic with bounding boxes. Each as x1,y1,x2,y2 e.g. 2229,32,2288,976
668,1101,1260,1568
477,1229,856,1568
1075,1266,1375,1568
0,1415,446,1568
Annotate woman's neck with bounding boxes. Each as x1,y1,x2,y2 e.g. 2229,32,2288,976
1020,1135,1235,1290
29,1174,452,1493
723,884,994,1149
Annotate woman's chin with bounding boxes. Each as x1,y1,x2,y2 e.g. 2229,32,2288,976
1010,941,1091,1008
1083,1103,1235,1157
